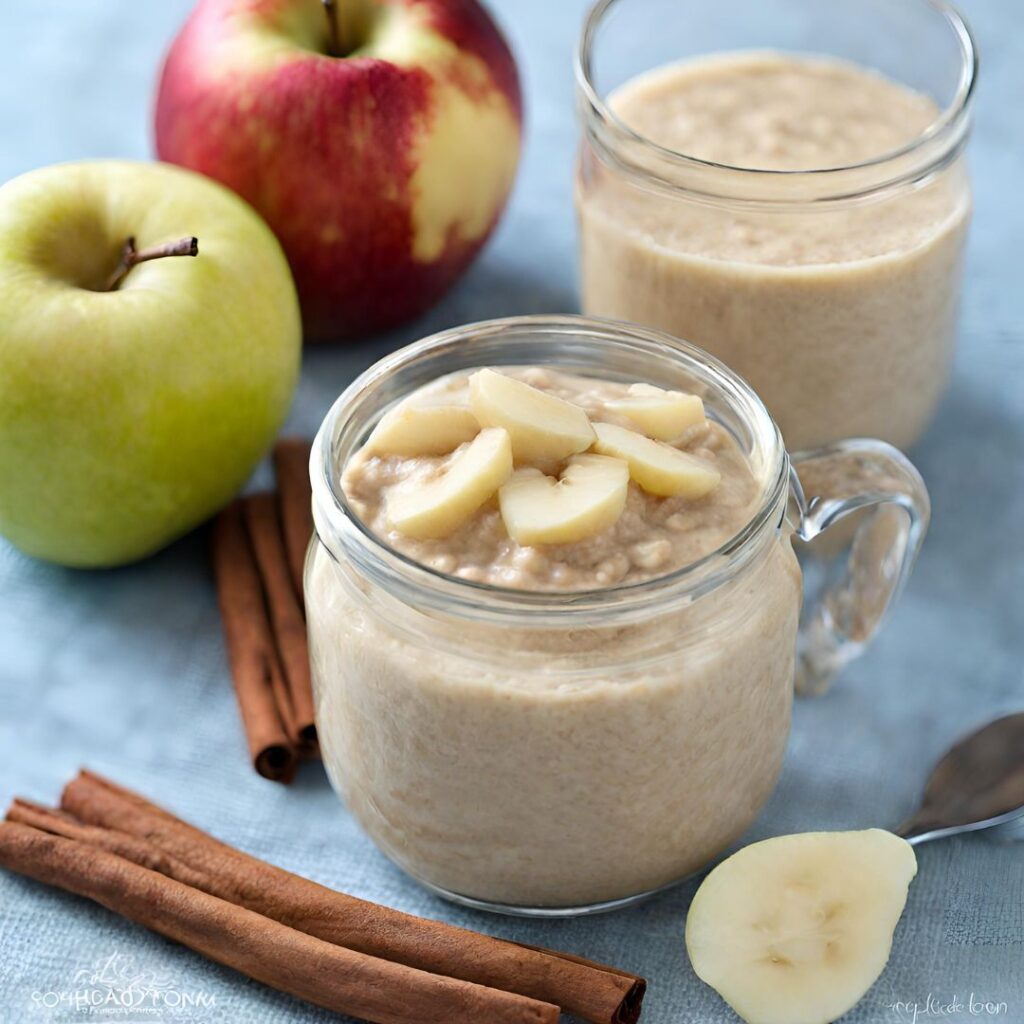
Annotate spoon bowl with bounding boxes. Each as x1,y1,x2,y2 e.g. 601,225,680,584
895,712,1024,846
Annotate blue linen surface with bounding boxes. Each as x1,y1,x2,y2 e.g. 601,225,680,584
0,2,1021,1022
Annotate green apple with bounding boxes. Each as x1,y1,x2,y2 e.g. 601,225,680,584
0,160,301,567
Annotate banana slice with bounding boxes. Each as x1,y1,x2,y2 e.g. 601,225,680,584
685,829,918,1024
592,422,720,498
386,428,512,539
499,454,629,545
606,383,706,441
365,404,480,457
469,369,596,463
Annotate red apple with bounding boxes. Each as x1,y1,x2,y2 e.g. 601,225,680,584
155,0,522,341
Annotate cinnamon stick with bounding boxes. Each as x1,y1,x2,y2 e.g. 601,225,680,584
243,493,317,754
7,799,208,888
0,820,558,1024
211,501,297,782
61,771,645,1024
272,437,314,603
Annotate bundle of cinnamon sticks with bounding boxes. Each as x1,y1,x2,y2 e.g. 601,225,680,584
212,438,317,782
0,771,646,1024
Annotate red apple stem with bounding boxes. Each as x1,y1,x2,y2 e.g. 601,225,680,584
321,0,355,57
104,236,199,291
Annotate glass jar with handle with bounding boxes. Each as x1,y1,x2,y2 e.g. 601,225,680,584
307,315,929,915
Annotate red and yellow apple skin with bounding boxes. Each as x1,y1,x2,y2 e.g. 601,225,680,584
155,0,522,342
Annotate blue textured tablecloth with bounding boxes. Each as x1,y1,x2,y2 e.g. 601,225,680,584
0,2,1021,1022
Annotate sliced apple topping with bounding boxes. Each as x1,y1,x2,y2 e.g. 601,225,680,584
592,422,720,499
469,369,595,463
685,830,918,1024
366,404,479,457
605,383,706,441
385,428,512,540
499,454,629,546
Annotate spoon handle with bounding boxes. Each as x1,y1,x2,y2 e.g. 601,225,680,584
896,806,1024,846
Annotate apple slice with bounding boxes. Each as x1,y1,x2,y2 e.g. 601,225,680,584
606,383,706,441
386,428,512,539
685,829,918,1024
592,422,720,498
366,404,479,457
499,454,629,545
469,369,596,463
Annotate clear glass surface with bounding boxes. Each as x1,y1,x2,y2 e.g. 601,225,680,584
575,0,975,452
307,315,929,913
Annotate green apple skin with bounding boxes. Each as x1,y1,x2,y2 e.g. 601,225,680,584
0,160,301,567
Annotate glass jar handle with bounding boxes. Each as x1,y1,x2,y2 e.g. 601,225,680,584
789,440,930,697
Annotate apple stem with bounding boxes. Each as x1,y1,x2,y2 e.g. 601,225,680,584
104,236,199,291
321,0,354,57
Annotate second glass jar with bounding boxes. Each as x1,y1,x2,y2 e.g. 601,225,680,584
575,0,975,452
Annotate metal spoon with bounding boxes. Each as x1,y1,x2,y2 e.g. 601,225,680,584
895,712,1024,846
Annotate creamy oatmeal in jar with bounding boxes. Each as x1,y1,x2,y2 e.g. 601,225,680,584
576,0,975,451
307,316,929,912
342,367,760,590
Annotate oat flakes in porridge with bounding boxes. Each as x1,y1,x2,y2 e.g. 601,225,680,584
341,366,761,590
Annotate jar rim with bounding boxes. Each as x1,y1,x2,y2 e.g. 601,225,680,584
310,315,791,624
574,0,977,205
